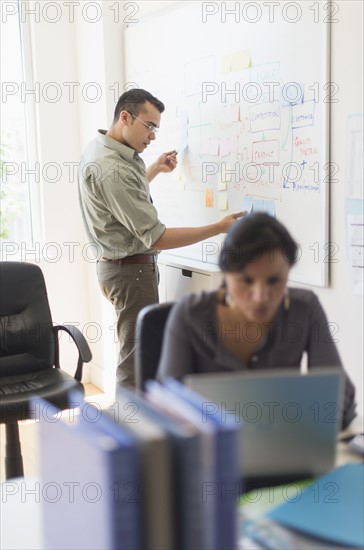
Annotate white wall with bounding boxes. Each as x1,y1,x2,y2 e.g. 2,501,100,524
316,0,363,414
25,2,91,380
26,1,363,411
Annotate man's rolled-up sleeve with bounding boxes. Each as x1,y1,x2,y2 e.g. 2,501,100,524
98,168,166,249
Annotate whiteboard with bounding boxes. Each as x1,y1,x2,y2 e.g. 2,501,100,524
124,1,331,286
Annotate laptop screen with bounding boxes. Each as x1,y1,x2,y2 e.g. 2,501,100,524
184,368,343,483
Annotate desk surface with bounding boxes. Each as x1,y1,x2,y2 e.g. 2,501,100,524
1,440,363,550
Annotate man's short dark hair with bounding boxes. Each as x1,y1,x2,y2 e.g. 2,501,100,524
112,88,165,125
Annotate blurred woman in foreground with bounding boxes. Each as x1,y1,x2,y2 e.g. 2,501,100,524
157,212,356,429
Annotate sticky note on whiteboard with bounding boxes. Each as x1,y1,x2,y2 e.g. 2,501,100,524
224,163,232,183
176,174,185,191
242,196,254,213
218,178,227,191
206,188,214,208
264,199,276,217
253,199,265,212
218,192,228,210
221,50,251,73
232,50,251,71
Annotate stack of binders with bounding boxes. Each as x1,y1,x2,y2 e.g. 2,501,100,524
39,380,241,550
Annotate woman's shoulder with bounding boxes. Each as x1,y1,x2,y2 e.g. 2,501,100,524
288,287,320,309
172,290,218,319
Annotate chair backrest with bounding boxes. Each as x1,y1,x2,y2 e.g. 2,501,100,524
135,302,174,390
0,262,56,376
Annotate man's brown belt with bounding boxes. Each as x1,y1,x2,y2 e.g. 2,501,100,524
104,254,156,265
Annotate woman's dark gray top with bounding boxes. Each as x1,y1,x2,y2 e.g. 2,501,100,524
157,288,356,429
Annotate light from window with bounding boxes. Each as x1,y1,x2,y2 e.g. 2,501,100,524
1,4,35,246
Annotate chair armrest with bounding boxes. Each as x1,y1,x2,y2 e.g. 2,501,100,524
54,324,92,381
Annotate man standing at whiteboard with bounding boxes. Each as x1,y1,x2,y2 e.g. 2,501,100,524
78,89,244,387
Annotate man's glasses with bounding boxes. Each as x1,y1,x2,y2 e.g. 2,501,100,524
130,113,159,134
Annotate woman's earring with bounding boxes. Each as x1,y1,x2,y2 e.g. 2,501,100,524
225,291,234,308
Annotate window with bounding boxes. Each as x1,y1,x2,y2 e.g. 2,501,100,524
0,1,40,250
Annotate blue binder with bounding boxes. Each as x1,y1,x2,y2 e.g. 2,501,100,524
115,387,204,550
39,399,140,550
160,378,241,550
267,463,364,548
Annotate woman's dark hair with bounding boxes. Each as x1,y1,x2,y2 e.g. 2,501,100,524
112,88,165,125
219,212,298,272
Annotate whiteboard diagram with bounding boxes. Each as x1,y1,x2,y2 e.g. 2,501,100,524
124,1,331,286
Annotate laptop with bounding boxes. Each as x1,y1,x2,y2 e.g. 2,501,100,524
184,369,344,489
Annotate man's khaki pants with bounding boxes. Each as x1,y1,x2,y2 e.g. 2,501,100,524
96,260,159,387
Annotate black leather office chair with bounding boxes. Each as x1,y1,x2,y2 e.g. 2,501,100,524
0,261,92,479
135,302,174,390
